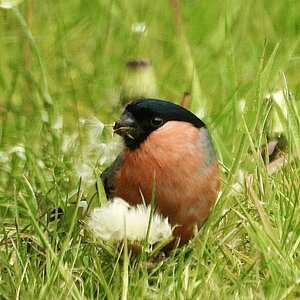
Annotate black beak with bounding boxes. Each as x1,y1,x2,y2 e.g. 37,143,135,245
113,111,138,136
114,110,145,149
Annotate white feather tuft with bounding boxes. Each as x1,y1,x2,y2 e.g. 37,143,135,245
88,197,172,245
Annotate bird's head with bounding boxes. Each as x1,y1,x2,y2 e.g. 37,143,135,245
114,99,206,150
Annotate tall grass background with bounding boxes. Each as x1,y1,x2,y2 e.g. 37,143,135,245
0,1,299,299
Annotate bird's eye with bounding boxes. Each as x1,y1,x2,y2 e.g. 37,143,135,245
150,116,164,127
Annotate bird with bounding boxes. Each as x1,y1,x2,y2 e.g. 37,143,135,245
101,98,220,247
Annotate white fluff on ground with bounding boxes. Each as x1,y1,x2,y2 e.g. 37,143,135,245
88,197,172,245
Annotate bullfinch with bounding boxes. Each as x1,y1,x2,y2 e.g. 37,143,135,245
101,99,220,246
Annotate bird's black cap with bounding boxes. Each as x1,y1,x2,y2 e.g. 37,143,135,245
114,98,206,149
126,99,205,128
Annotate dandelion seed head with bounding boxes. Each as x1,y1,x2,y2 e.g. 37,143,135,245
40,110,49,123
98,136,123,165
131,22,147,34
61,133,79,153
0,0,23,9
88,197,172,244
238,98,246,113
0,151,9,164
74,161,95,188
84,116,105,146
79,200,88,213
88,198,130,241
52,116,63,130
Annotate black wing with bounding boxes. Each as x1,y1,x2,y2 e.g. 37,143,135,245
100,152,124,198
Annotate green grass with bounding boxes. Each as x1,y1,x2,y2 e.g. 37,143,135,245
1,1,300,299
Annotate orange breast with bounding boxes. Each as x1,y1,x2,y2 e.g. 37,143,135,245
114,121,220,243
